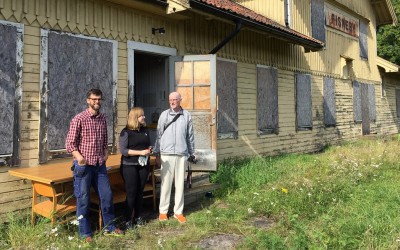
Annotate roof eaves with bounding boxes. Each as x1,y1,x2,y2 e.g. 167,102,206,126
371,0,398,26
377,56,400,74
190,0,324,51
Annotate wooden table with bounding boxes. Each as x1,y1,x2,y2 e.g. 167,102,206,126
8,154,122,185
8,154,133,224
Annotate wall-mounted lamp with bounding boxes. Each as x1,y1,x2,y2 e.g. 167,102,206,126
152,27,165,35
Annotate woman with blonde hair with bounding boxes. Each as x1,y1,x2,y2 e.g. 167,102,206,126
119,107,151,228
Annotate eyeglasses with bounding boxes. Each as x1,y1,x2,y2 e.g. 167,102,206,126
169,98,181,102
88,98,102,101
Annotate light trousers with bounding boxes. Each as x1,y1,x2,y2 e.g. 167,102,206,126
159,154,187,215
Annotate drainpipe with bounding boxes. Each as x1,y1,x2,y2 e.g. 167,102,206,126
209,19,242,54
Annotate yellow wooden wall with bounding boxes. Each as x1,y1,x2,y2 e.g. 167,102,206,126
235,0,285,25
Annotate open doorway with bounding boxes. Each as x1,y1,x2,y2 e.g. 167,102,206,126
127,41,177,145
134,52,169,144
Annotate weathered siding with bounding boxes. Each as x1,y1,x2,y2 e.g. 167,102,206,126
377,76,400,134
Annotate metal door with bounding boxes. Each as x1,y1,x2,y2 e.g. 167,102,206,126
169,54,217,171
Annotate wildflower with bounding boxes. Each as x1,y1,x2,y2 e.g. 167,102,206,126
253,192,259,196
248,208,255,214
281,188,288,193
158,239,164,248
272,187,276,191
70,219,79,226
68,236,74,241
308,193,312,197
70,215,84,225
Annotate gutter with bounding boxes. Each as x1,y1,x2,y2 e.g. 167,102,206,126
209,20,242,54
190,0,324,51
141,0,168,7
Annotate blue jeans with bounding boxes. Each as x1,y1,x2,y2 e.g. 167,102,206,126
73,160,116,237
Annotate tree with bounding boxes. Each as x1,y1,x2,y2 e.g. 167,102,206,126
377,0,400,65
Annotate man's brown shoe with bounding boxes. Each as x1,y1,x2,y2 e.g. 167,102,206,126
159,213,168,221
174,214,187,224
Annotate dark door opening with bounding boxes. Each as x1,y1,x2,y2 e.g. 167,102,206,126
134,52,169,144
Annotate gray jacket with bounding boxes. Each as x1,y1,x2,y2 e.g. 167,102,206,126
153,108,195,156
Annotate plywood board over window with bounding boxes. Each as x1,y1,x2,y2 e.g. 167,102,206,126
323,77,336,126
257,65,278,135
311,0,325,43
0,21,23,166
353,81,376,122
296,73,312,130
217,59,238,139
39,30,118,163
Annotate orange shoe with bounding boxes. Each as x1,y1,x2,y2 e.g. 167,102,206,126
159,213,168,221
174,214,187,224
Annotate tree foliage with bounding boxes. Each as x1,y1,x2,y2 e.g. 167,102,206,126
377,0,400,65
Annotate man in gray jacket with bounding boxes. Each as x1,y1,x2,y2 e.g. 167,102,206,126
153,91,195,223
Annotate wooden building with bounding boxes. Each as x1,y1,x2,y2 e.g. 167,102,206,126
0,0,399,219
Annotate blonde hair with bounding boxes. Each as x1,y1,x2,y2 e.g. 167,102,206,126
126,107,146,130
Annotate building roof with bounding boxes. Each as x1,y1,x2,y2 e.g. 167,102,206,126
371,0,398,26
377,56,400,74
189,0,324,51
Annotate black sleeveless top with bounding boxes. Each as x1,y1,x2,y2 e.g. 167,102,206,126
119,127,150,165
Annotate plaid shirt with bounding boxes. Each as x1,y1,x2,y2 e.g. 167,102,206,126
66,109,108,166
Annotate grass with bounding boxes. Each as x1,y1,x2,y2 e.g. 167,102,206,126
2,136,400,249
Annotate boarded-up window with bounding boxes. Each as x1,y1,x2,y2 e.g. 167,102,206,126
368,84,376,121
311,0,325,43
0,24,17,155
353,81,375,122
40,30,116,162
257,66,278,134
396,89,400,118
323,77,336,126
217,59,238,139
353,81,362,122
0,22,23,165
359,20,368,60
296,73,312,129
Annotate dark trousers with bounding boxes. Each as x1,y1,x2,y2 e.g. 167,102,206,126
121,164,149,222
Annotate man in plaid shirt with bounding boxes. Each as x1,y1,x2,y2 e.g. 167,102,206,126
66,89,123,241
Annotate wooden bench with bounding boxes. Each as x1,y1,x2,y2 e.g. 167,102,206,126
31,182,76,225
